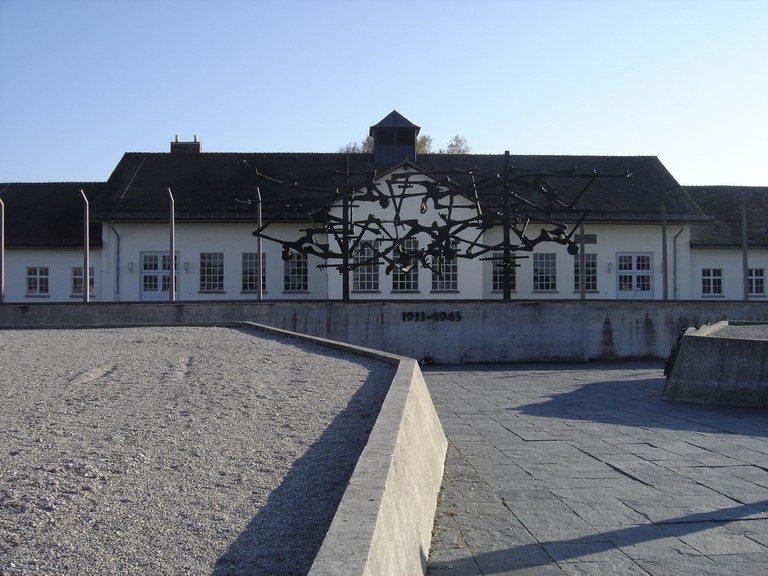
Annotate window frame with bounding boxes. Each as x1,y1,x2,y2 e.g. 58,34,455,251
72,266,95,297
573,253,597,292
283,251,309,292
431,243,459,292
199,252,225,293
26,266,50,296
392,238,419,292
748,268,765,296
491,252,516,292
701,267,723,296
533,253,557,292
241,252,266,293
352,241,380,293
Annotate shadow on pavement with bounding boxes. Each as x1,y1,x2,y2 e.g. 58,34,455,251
514,376,768,437
428,500,768,575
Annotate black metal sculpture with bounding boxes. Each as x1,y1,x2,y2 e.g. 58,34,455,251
240,153,630,301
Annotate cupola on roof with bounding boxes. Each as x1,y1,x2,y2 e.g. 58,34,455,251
369,110,420,165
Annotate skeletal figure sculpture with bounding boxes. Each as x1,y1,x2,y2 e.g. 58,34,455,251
239,155,630,300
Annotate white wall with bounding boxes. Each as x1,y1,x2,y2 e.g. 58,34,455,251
3,247,100,303
103,222,327,302
7,206,763,304
690,247,768,300
480,223,690,300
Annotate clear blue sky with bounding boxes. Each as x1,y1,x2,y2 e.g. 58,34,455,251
1,0,766,185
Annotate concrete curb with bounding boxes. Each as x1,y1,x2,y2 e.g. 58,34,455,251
240,322,448,576
663,321,768,408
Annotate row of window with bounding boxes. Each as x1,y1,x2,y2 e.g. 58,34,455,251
26,267,94,296
703,268,765,296
20,258,767,298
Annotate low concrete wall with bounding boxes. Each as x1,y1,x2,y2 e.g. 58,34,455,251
663,321,768,408
2,300,767,363
241,323,447,576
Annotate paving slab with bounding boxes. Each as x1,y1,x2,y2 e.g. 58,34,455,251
425,362,768,576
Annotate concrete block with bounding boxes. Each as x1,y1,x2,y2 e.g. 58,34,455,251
308,359,447,576
663,322,768,408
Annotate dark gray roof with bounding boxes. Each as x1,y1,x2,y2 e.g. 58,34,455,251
417,154,705,224
0,183,103,247
685,186,768,247
93,151,704,225
369,110,421,136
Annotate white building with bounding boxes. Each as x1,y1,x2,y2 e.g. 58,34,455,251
1,112,765,304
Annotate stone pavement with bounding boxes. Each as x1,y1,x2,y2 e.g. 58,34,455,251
423,362,768,575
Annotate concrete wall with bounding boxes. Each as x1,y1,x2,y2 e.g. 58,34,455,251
1,300,767,363
240,322,447,576
663,321,768,408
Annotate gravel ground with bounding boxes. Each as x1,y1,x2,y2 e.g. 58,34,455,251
0,326,394,576
715,322,768,340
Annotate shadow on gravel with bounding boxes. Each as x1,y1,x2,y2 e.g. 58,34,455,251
210,364,393,576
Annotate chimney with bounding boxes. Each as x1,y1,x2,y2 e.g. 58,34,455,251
170,135,202,154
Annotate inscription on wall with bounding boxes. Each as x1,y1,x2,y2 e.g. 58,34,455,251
401,311,463,322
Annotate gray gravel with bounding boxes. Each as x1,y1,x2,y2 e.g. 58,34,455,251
0,326,394,576
715,322,768,341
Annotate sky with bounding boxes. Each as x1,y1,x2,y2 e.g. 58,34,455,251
1,0,766,186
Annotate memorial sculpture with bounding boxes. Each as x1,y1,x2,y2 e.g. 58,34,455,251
240,154,630,300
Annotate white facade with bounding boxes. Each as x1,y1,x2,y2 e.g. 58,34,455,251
4,247,99,302
0,209,697,305
98,222,328,302
2,220,764,304
690,247,768,301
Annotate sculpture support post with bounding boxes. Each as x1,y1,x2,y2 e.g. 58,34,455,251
502,151,512,301
342,193,350,302
257,186,263,301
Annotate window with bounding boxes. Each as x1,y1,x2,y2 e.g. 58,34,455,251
352,242,380,292
26,267,49,295
492,252,516,292
533,253,556,291
749,268,765,296
284,251,308,292
431,244,458,291
72,266,94,296
573,253,597,291
617,253,653,299
392,239,419,292
242,252,266,292
701,268,722,296
200,252,224,292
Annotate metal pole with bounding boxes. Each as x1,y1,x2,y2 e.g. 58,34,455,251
80,190,90,303
502,151,512,301
662,203,668,301
0,198,4,304
742,198,749,301
168,188,176,302
342,193,350,301
256,186,263,301
342,156,350,302
579,223,586,300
